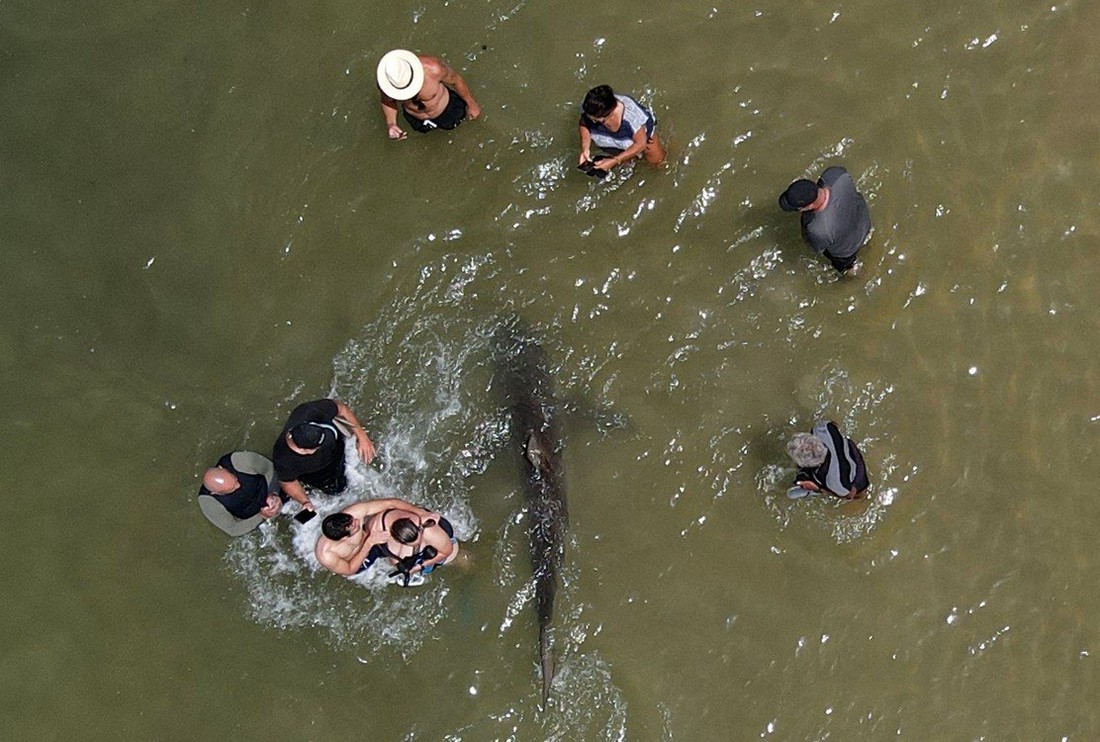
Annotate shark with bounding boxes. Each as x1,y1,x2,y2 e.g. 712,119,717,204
494,321,568,706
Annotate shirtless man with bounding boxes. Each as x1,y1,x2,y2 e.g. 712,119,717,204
376,49,481,139
315,498,458,577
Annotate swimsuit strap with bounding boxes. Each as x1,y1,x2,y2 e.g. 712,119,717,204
379,508,398,531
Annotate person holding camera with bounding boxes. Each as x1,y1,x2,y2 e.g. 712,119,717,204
382,507,459,577
315,498,457,579
577,84,666,178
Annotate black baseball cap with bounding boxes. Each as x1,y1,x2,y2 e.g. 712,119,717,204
778,179,819,211
289,422,328,448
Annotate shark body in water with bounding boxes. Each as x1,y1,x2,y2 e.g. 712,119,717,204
494,322,568,706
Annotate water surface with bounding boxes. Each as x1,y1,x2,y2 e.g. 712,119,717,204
4,0,1099,738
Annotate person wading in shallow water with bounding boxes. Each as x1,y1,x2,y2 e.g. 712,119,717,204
197,450,285,536
271,398,376,512
786,420,870,500
376,49,481,139
315,498,459,579
778,165,872,276
577,84,666,177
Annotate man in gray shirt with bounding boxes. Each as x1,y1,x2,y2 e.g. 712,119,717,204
779,166,871,274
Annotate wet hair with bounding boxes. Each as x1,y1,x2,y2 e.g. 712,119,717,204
582,85,616,119
787,433,828,468
390,517,421,545
322,512,355,540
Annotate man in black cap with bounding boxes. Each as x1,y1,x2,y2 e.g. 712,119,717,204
779,165,871,275
198,450,285,536
272,398,377,512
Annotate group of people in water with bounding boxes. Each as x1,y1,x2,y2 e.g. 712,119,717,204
196,49,875,576
375,51,876,488
375,48,872,274
198,397,458,584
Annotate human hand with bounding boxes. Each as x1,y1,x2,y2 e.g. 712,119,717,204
589,157,616,173
356,432,376,465
387,124,407,140
467,101,481,120
260,495,282,518
578,150,592,167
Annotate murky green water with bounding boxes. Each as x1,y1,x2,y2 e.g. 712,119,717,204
5,0,1100,738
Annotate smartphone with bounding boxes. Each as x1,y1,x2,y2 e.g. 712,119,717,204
293,509,317,524
577,159,609,179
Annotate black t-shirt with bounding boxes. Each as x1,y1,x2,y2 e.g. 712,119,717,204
272,399,346,485
801,166,871,259
199,453,270,519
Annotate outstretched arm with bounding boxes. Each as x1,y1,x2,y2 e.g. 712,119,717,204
354,498,435,521
334,399,376,464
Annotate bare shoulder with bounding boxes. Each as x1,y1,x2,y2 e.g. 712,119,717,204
343,501,377,518
361,497,417,512
419,55,449,77
426,524,454,548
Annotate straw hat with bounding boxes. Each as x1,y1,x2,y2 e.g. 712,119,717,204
377,49,425,100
